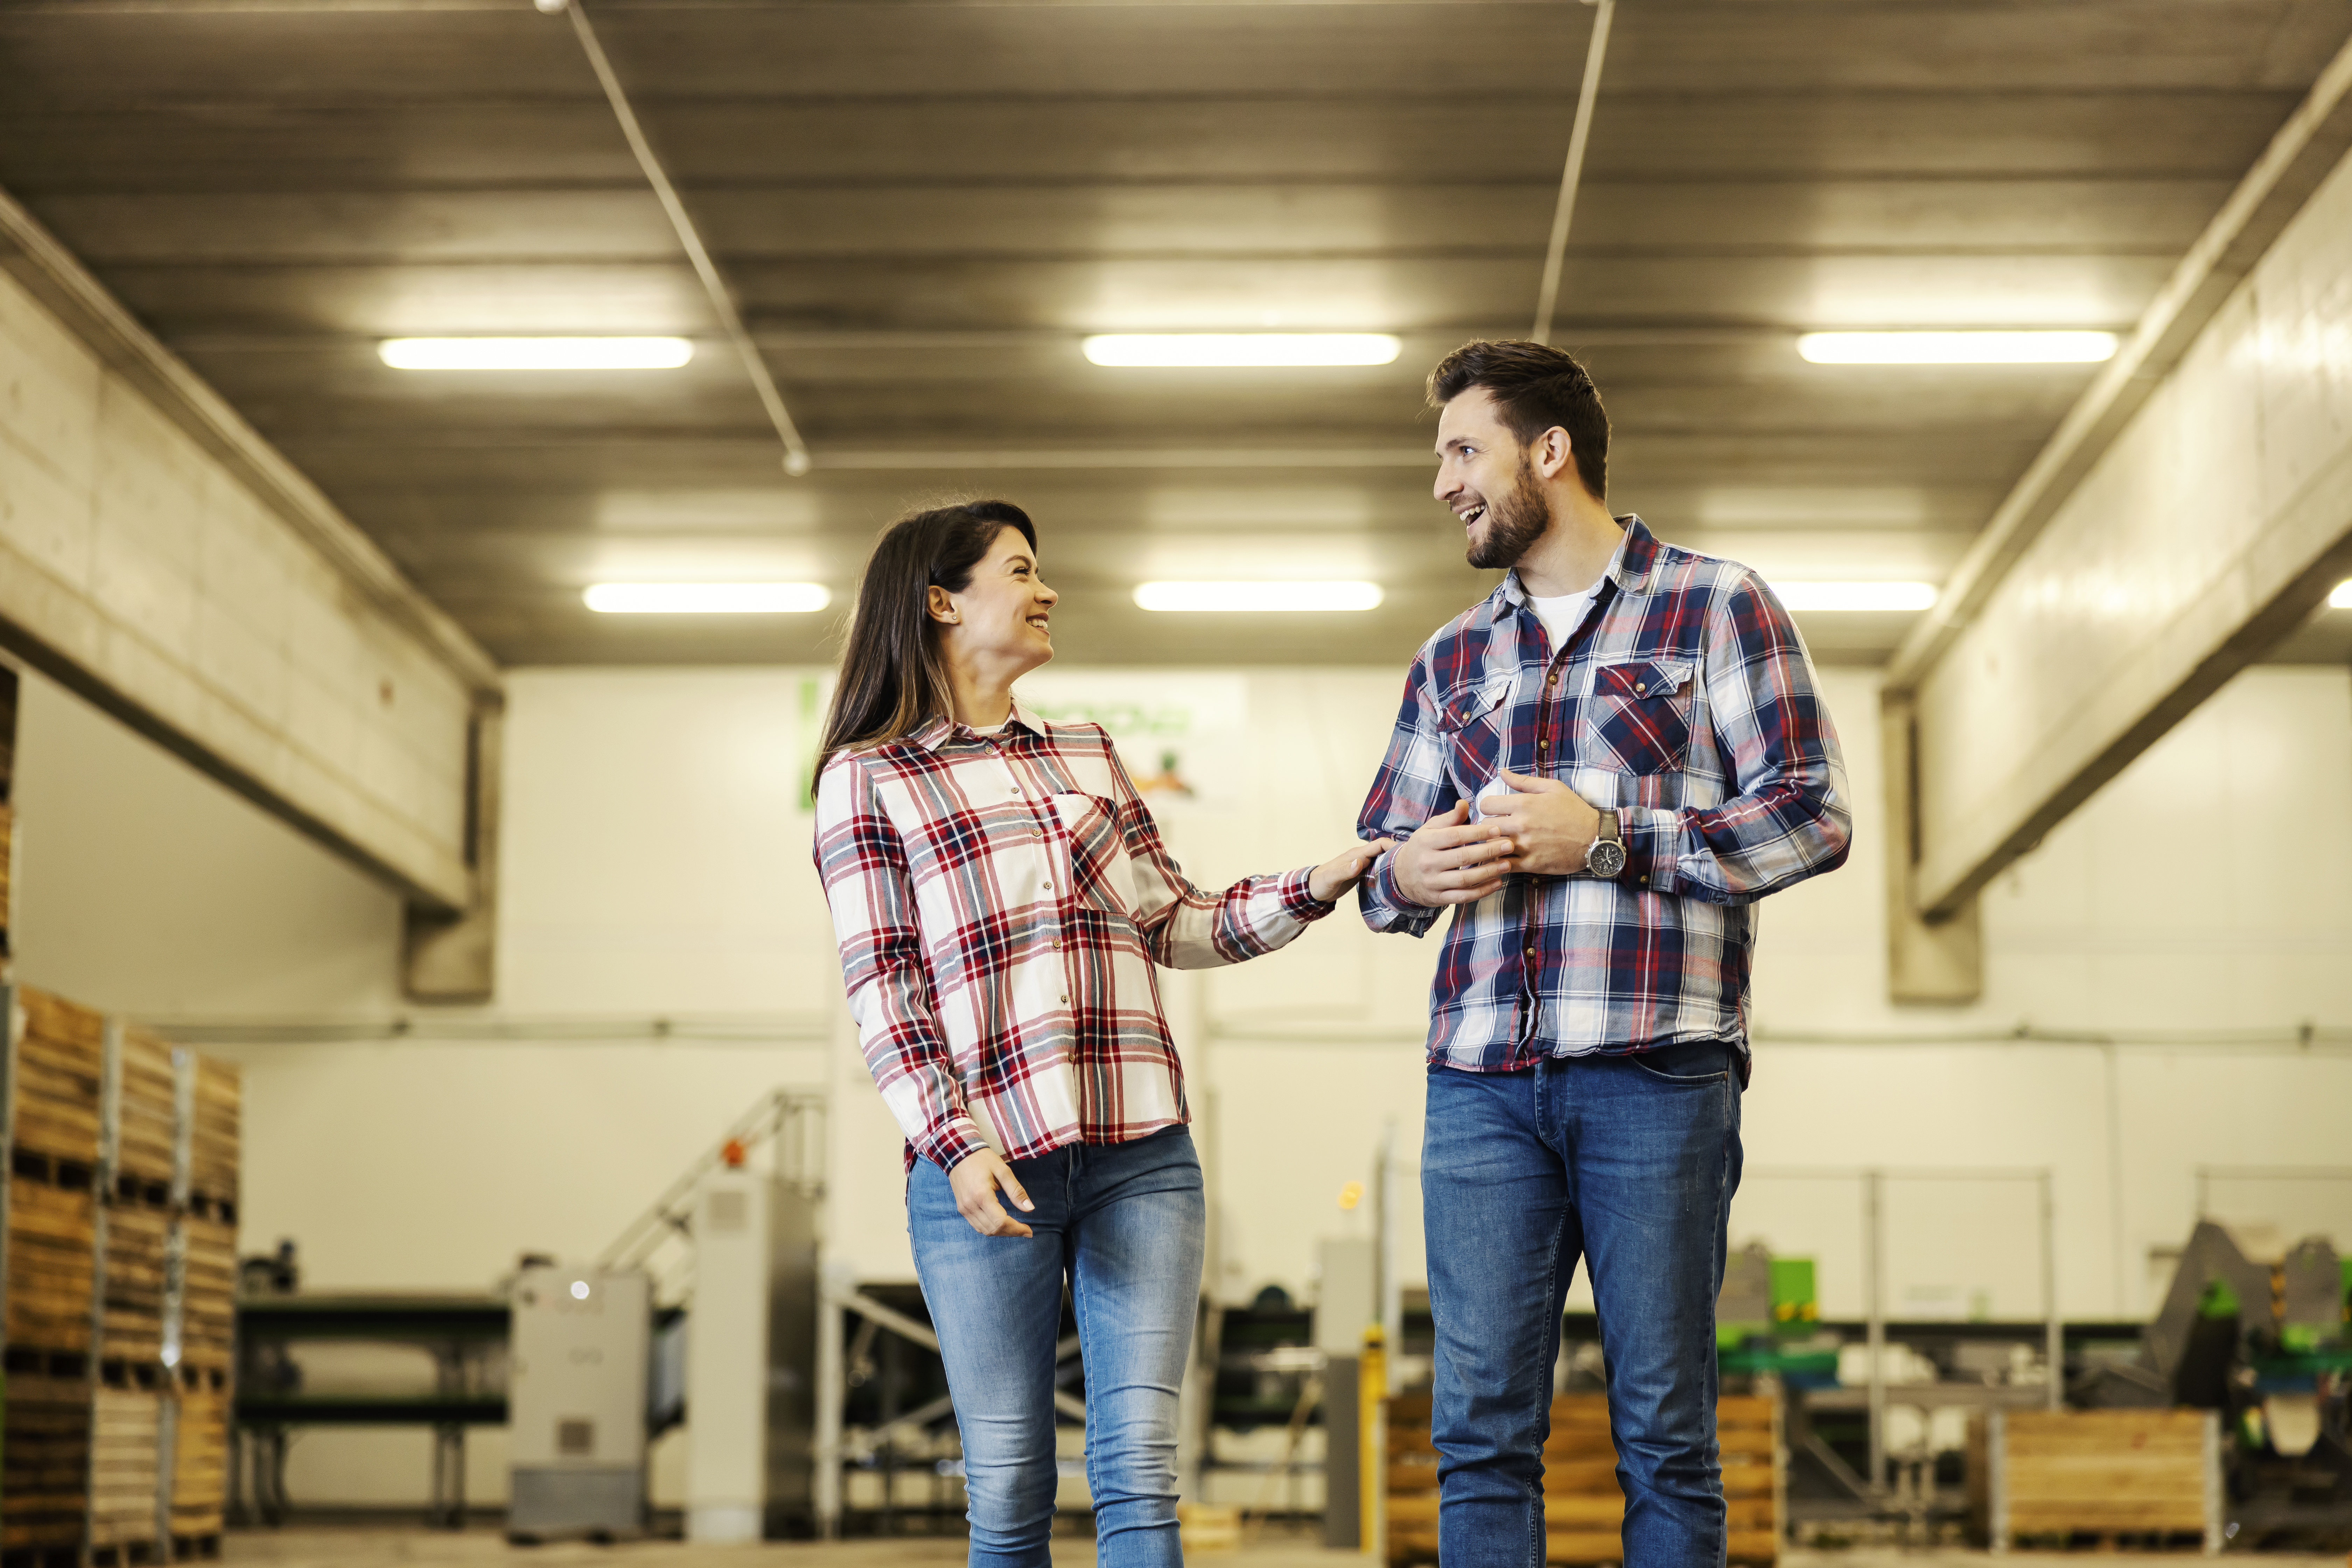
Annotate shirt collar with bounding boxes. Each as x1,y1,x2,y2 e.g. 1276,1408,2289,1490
908,698,1044,751
1493,513,1659,617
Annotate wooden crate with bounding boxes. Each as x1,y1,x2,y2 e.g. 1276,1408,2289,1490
115,1026,179,1191
188,1056,239,1220
1970,1407,2219,1548
91,1387,164,1552
170,1378,232,1543
13,988,105,1166
179,1215,237,1366
6,1175,97,1352
0,1368,92,1553
101,1199,170,1367
1386,1391,1780,1564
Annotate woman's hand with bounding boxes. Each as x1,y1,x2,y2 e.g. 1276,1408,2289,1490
1309,838,1396,904
948,1148,1036,1238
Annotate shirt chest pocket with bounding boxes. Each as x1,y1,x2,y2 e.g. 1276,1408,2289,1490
1048,792,1134,913
1437,677,1514,793
1584,658,1695,776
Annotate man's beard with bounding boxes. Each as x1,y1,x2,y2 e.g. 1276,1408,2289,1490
1464,458,1551,570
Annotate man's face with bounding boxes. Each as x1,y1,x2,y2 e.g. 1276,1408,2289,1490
1435,387,1552,571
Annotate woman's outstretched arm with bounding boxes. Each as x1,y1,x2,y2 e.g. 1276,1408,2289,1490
1103,737,1390,970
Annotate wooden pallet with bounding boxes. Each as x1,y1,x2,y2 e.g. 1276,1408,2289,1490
0,1368,93,1553
1386,1391,1781,1564
1969,1407,2220,1549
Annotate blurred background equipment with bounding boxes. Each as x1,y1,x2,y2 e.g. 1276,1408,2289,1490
505,1262,650,1542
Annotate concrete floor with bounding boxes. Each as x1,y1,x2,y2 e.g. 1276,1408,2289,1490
216,1530,2352,1568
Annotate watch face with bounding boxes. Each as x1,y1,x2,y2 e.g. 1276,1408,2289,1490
1588,839,1628,878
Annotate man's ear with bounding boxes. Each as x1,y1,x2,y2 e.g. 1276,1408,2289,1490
927,584,959,624
1529,427,1574,483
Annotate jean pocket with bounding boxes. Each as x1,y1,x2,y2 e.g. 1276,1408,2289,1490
1624,1042,1731,1083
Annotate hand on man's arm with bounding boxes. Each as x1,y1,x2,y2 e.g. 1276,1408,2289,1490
1388,802,1520,907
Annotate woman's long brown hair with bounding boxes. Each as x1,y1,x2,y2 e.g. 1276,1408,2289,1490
815,500,1038,791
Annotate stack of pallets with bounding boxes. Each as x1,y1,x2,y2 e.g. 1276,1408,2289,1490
1386,1390,1783,1564
4,991,104,1564
2,987,243,1567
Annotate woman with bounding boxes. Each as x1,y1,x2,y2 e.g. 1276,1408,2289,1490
813,500,1385,1566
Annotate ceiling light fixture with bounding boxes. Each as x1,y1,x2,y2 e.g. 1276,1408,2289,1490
583,582,830,615
380,337,695,371
1797,331,2118,365
1769,580,1940,612
2331,579,2352,609
1084,334,1402,368
1134,581,1385,612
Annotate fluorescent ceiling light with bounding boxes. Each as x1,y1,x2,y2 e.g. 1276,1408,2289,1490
380,337,694,370
1084,334,1402,368
1769,580,1939,612
1134,580,1384,612
2332,579,2352,609
1797,331,2117,365
583,582,830,614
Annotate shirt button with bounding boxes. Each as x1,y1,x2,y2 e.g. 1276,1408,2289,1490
1043,880,1054,891
1635,682,1648,695
1546,673,1558,688
1052,939,1062,950
1523,945,1535,958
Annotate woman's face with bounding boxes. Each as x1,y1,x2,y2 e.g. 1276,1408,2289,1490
932,526,1057,676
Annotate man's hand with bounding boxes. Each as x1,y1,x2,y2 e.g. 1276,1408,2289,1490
948,1148,1036,1238
1309,838,1396,903
1478,770,1600,876
1390,802,1518,908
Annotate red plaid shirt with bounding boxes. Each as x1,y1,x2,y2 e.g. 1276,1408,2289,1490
816,704,1333,1171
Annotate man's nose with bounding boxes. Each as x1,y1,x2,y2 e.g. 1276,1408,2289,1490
1434,467,1458,503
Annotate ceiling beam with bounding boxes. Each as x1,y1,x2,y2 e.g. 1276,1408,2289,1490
1881,27,2352,1001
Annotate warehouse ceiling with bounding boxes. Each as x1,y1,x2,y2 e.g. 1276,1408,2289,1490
3,0,2350,669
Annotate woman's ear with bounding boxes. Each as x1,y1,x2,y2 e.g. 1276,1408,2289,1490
926,584,960,625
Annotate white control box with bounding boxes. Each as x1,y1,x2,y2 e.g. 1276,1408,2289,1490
509,1263,650,1540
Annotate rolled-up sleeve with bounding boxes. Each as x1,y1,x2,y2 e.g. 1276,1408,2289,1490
813,755,986,1171
1619,572,1853,904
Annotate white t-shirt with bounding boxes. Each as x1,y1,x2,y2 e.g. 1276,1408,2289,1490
1528,578,1603,650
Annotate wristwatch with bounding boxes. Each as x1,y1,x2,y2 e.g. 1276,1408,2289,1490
1583,809,1627,879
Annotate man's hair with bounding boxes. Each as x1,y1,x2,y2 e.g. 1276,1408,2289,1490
1427,340,1609,501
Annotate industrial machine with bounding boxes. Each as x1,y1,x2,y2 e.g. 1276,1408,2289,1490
507,1262,652,1541
685,1160,820,1540
2118,1219,2352,1538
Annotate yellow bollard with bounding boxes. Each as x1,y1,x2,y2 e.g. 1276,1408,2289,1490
1360,1323,1387,1560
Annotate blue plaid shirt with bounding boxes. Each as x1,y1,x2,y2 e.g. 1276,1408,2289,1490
1355,515,1853,1068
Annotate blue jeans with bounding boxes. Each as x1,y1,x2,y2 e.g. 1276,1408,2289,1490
1422,1041,1743,1568
910,1126,1205,1568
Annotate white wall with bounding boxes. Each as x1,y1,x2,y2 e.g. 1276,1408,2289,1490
13,653,2351,1508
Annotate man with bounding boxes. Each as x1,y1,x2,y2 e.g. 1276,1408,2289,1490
1356,340,1852,1567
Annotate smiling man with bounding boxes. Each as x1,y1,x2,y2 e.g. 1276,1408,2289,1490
1354,341,1853,1568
